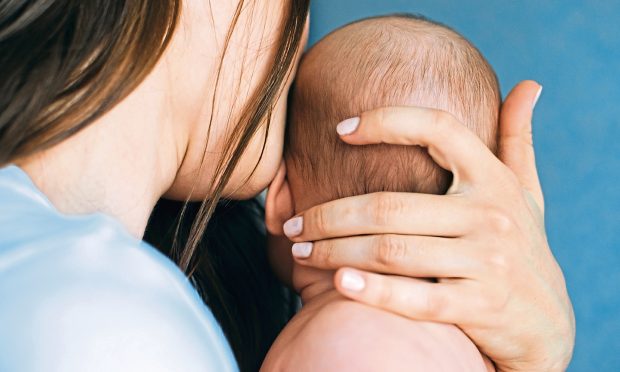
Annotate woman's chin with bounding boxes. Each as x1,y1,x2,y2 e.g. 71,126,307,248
224,170,274,200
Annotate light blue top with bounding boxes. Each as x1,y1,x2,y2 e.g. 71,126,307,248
0,165,238,372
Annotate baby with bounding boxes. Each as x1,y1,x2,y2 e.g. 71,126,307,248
262,14,500,371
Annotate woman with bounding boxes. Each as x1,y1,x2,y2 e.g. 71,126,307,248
0,1,574,372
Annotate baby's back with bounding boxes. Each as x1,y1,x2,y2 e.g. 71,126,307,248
263,268,492,371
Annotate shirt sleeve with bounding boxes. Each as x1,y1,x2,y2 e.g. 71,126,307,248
0,223,238,372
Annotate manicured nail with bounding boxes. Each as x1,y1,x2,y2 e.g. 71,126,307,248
292,242,313,258
341,271,365,292
283,216,303,237
336,117,360,136
532,85,543,109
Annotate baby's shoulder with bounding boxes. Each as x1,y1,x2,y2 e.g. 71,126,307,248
274,292,488,372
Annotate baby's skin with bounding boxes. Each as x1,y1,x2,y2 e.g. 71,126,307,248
262,14,503,371
261,236,495,372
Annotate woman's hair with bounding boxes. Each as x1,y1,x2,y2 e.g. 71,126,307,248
0,1,179,162
1,0,310,370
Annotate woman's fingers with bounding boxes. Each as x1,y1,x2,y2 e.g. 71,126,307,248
336,106,503,187
498,80,545,213
283,192,477,241
333,269,483,325
291,234,480,278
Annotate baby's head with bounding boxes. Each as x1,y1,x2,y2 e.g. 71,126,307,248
267,14,500,224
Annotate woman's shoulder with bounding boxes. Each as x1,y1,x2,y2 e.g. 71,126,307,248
0,165,238,372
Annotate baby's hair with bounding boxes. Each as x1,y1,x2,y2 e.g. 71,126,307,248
285,14,501,205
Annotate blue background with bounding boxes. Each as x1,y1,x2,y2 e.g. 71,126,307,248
309,1,619,370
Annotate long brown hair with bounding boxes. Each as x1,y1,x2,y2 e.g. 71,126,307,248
0,1,179,162
1,0,310,370
148,1,310,370
173,0,309,274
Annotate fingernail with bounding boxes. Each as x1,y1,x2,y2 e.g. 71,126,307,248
341,271,365,292
292,242,313,258
532,85,543,109
283,216,303,237
336,117,360,136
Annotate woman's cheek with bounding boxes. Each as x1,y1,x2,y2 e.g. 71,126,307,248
225,68,292,199
225,110,287,199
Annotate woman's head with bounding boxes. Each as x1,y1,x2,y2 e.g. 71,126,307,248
0,0,308,262
1,2,309,367
161,0,309,202
1,0,307,195
158,0,309,271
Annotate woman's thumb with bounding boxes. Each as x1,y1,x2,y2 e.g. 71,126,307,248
498,80,545,213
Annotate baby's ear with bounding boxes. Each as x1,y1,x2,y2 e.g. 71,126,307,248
265,161,295,236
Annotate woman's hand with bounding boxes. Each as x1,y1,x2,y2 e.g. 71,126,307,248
282,81,575,371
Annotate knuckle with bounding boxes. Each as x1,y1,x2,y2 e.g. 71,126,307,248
370,192,403,226
364,107,389,131
313,240,336,266
481,288,510,313
340,203,356,222
376,107,389,127
485,207,515,234
432,109,452,126
375,280,394,306
313,207,330,236
485,251,512,277
432,109,460,132
374,234,408,268
423,292,445,319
